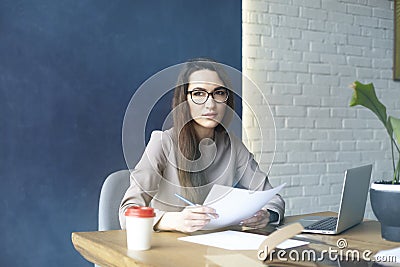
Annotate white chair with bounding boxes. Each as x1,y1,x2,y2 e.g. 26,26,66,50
98,170,130,231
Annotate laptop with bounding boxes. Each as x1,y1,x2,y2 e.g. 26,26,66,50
297,164,372,235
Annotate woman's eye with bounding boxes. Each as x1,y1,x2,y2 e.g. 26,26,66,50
214,90,226,96
193,91,206,97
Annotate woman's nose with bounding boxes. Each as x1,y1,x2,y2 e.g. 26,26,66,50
204,95,216,108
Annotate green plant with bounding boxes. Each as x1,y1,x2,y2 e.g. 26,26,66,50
350,81,400,184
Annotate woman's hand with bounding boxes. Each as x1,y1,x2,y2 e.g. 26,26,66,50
240,210,270,229
156,206,218,233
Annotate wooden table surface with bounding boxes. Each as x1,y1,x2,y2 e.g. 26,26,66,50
72,212,400,267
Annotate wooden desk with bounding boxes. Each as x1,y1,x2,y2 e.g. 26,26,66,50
72,212,399,267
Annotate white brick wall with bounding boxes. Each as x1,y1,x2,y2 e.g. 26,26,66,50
243,0,399,219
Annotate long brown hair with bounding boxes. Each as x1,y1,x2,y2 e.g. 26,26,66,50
172,58,235,202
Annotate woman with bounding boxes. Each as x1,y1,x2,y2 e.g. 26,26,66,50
119,59,284,232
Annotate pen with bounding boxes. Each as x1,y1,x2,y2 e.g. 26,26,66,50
174,193,217,219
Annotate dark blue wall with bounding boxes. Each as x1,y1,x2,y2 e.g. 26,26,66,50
0,0,241,266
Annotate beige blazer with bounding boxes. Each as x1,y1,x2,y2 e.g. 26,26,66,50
119,128,285,229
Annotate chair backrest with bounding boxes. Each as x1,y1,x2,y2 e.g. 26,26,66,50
98,170,130,231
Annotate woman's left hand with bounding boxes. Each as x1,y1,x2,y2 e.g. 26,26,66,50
240,210,270,228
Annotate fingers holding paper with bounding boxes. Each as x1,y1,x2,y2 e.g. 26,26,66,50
177,206,219,233
156,206,219,232
240,209,270,229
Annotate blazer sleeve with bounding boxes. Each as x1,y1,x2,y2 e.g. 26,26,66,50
119,131,167,229
233,135,285,224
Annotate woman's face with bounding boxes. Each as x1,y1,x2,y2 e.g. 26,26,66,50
187,69,227,135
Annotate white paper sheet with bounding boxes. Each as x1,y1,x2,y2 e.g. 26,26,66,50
374,247,400,266
277,239,309,250
178,230,309,251
202,183,286,230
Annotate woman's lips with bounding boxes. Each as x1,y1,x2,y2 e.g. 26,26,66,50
202,113,218,119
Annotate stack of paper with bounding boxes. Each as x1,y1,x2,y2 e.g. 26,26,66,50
202,183,286,230
178,230,308,251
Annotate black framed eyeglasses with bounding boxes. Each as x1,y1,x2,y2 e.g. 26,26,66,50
187,87,229,105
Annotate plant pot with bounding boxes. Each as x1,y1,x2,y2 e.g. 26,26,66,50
370,182,400,242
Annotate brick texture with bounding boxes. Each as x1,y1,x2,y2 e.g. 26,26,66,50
243,0,399,219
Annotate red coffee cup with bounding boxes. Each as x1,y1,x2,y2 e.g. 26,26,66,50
125,206,156,250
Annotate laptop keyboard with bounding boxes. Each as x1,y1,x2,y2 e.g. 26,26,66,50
304,217,338,231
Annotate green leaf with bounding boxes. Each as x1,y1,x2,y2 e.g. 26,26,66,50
390,116,400,145
387,117,393,139
350,81,388,128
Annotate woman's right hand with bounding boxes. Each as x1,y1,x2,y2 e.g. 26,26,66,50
156,206,218,233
